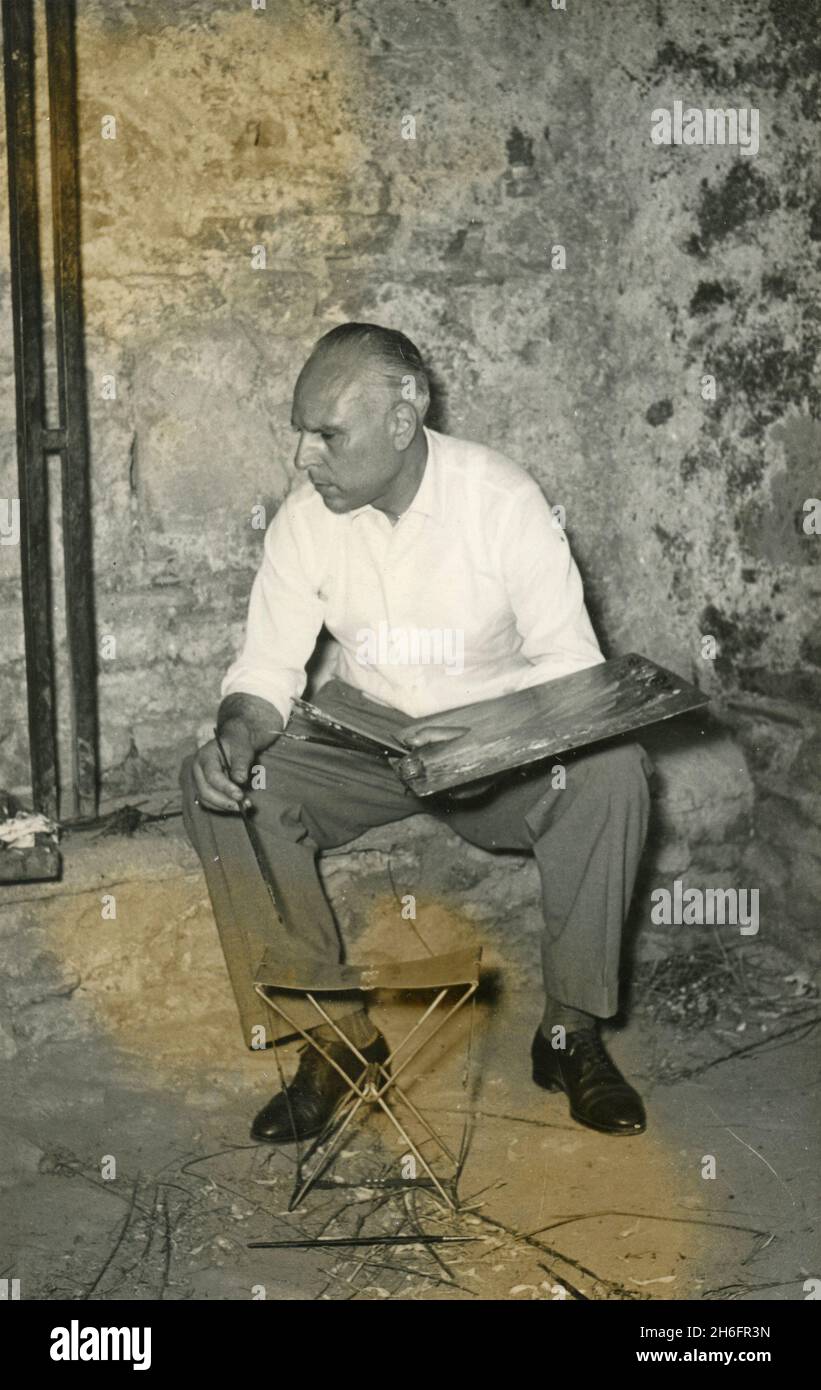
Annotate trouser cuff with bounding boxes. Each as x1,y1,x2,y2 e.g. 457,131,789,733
311,1007,378,1049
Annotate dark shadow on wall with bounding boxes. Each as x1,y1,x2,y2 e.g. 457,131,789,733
614,709,754,1025
425,364,449,434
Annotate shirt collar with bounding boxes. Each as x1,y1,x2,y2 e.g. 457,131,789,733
348,426,443,525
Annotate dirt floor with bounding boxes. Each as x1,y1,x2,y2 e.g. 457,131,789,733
0,810,818,1302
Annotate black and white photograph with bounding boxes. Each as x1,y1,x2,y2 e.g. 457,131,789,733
0,0,818,1347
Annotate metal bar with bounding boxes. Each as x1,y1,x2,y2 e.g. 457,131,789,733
384,1080,459,1164
377,983,479,1093
380,988,450,1071
252,985,375,1096
289,1091,369,1211
374,1097,456,1210
311,1177,440,1191
2,0,58,815
455,992,478,1178
248,1236,480,1250
40,427,66,450
45,0,98,816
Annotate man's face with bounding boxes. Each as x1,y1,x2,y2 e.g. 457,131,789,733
291,349,406,513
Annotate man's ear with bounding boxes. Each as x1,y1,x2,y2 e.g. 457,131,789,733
391,401,420,451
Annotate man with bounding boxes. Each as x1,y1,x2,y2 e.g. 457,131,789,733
180,322,653,1144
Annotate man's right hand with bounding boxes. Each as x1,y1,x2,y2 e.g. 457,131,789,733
192,721,256,813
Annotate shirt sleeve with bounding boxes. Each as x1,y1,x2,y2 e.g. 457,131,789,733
220,496,325,725
500,480,605,687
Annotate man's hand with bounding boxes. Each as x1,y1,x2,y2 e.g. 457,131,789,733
399,722,496,801
192,693,285,812
192,721,256,813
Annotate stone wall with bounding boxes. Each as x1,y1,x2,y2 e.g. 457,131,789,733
0,1,818,957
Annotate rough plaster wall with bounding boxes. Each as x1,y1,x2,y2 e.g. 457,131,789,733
0,0,818,946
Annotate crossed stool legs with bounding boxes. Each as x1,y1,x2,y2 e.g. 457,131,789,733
251,948,480,1209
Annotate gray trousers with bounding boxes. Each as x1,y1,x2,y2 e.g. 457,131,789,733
180,678,653,1048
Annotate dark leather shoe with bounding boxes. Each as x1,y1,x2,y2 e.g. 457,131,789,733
251,1032,390,1145
531,1027,646,1136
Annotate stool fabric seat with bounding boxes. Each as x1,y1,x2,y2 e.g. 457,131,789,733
254,946,480,993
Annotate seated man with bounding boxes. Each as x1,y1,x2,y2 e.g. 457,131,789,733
180,322,653,1144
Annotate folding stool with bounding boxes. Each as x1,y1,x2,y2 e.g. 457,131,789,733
253,946,482,1211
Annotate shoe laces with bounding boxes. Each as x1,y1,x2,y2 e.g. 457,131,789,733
568,1029,616,1079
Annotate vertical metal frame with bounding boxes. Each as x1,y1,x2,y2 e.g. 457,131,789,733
2,0,97,818
45,0,97,817
2,0,56,814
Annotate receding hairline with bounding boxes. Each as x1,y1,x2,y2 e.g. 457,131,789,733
296,337,430,422
309,322,427,385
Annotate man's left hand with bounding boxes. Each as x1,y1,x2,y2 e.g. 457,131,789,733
397,722,496,801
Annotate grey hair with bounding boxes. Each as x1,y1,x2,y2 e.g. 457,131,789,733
309,322,430,414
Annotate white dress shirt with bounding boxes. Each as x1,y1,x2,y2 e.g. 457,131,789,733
221,426,604,724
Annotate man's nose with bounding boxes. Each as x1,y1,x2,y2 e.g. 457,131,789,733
294,432,321,472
